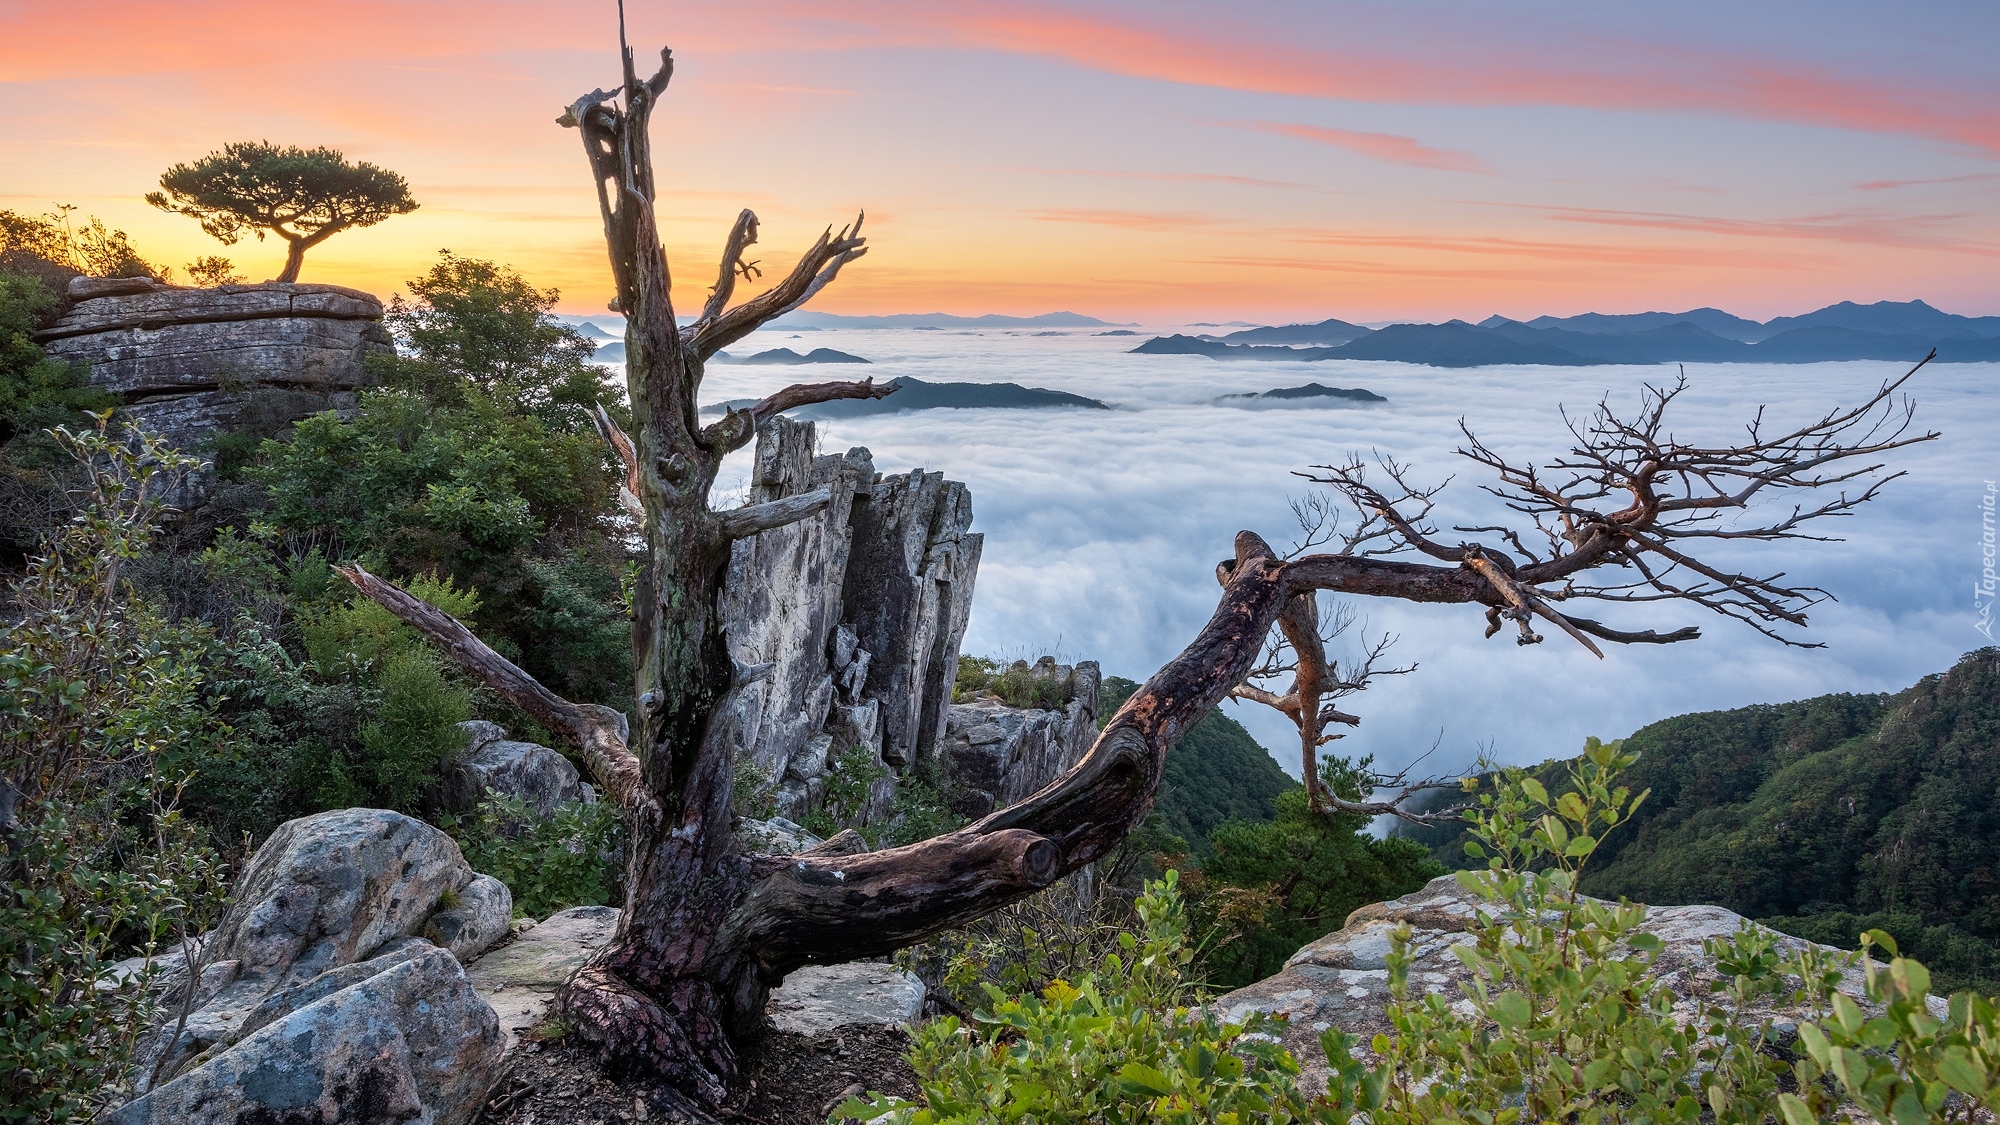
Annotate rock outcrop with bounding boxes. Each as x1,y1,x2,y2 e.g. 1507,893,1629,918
1212,874,1944,1097
441,719,590,818
714,418,982,826
939,657,1101,817
121,808,512,1116
466,906,622,1051
109,942,502,1125
463,905,923,1048
34,276,390,452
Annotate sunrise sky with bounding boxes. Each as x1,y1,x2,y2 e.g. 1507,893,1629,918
5,0,1997,322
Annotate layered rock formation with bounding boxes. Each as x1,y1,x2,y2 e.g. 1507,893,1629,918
34,276,390,452
715,418,981,824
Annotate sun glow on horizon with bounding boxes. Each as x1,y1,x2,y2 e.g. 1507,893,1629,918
4,0,1996,322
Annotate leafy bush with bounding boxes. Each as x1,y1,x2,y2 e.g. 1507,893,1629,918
801,744,888,839
1191,755,1442,988
855,740,2000,1124
847,872,1323,1125
0,422,226,1120
248,253,630,707
447,791,624,919
952,655,1068,711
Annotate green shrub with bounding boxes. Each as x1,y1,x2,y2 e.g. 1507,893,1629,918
0,422,226,1120
854,741,2000,1124
446,791,623,919
801,744,888,839
952,655,1070,711
847,872,1322,1125
1191,755,1442,988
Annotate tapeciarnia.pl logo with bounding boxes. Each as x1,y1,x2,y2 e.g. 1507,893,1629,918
1979,481,1997,641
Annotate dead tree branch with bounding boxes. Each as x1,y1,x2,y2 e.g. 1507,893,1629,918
335,565,657,820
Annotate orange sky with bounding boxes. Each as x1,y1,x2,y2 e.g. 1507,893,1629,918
4,0,1997,321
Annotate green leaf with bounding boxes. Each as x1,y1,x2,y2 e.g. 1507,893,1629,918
1492,990,1532,1028
1117,1062,1173,1095
1564,835,1597,858
1777,1093,1816,1125
1863,928,1900,957
1936,1047,1988,1095
1556,792,1589,823
1797,1022,1831,1066
1521,777,1549,807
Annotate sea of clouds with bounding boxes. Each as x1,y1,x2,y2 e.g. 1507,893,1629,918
686,326,1995,783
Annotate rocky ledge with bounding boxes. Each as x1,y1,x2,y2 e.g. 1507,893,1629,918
1212,874,1944,1097
34,276,391,452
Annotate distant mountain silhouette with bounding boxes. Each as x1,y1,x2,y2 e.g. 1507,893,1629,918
770,310,1123,329
1219,317,1374,346
1332,322,1598,367
1134,300,2000,367
723,347,871,365
1759,299,2000,340
1483,319,1755,363
1132,335,1338,360
593,341,625,362
700,377,1108,419
1216,383,1386,405
1511,308,1768,342
570,320,618,340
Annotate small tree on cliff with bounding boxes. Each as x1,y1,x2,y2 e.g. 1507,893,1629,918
146,142,417,284
337,31,1937,1110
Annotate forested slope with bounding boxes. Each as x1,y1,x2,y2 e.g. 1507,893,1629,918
1399,649,2000,992
1100,675,1293,853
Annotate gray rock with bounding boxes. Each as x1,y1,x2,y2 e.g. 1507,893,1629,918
451,727,585,819
738,816,825,856
424,874,514,962
1211,874,1940,1097
466,906,621,1050
842,467,982,768
938,661,1101,816
716,418,875,783
765,964,926,1036
212,808,477,993
133,808,511,1086
33,278,390,457
108,944,503,1125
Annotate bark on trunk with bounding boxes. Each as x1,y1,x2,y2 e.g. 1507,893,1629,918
275,238,306,284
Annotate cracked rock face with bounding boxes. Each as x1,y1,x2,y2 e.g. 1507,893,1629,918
33,276,390,454
939,659,1102,817
107,943,503,1125
714,417,986,828
1211,874,1937,1098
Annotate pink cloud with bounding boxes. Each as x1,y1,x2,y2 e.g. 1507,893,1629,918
1241,122,1489,173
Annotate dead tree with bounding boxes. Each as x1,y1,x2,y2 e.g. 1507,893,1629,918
1220,359,1937,811
334,28,1938,1104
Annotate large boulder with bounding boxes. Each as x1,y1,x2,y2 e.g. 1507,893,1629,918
33,276,390,454
107,942,503,1125
441,720,587,818
130,808,511,1088
1211,874,1941,1097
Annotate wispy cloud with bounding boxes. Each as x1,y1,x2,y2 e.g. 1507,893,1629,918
1507,202,2000,257
1017,168,1314,190
1239,121,1490,173
1019,208,1227,231
1855,173,2000,192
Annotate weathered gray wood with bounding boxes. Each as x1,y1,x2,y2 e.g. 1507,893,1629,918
714,486,832,540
